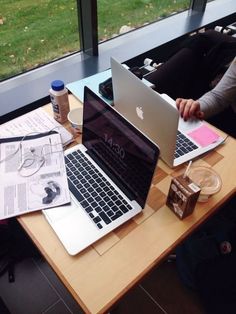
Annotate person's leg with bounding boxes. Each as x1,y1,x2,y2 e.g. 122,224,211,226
147,30,236,100
146,47,207,99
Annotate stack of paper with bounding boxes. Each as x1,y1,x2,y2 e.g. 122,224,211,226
0,132,70,219
0,108,73,147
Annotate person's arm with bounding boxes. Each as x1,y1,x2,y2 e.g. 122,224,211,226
176,57,236,120
199,57,236,118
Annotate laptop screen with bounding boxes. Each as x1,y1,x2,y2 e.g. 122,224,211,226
83,86,159,208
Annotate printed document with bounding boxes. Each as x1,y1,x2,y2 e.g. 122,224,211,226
0,132,70,220
0,107,73,146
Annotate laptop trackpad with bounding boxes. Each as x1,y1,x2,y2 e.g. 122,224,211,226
43,199,78,223
178,117,202,133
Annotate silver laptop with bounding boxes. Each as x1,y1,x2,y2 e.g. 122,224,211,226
43,86,159,255
111,57,224,168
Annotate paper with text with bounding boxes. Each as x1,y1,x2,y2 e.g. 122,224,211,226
0,132,70,220
0,108,73,146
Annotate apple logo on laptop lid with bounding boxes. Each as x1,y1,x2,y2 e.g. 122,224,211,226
136,106,144,120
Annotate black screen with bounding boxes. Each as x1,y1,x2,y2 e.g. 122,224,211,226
83,86,159,208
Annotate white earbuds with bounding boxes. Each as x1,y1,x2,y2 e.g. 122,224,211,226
0,129,64,178
17,144,47,176
17,161,25,171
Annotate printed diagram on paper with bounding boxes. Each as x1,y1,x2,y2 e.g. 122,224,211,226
0,132,70,220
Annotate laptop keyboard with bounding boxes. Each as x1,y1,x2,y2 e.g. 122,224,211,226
174,131,198,159
65,150,133,229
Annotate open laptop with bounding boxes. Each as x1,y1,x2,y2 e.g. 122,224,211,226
111,57,224,167
43,86,160,255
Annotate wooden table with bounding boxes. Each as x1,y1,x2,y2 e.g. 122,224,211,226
18,95,236,314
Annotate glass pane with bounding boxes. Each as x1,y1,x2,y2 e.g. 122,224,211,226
97,0,190,42
0,0,80,81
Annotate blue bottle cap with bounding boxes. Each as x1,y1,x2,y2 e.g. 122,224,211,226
51,80,64,91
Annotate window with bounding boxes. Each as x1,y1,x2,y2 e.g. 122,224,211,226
1,0,79,81
1,0,192,81
1,0,217,82
1,0,235,120
97,0,190,42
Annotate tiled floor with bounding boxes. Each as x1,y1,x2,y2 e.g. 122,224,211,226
0,223,206,314
0,256,83,314
111,259,206,314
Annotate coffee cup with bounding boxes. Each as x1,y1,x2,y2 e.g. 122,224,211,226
188,166,222,202
67,107,83,135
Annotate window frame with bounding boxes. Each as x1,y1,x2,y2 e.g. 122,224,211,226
77,0,98,56
190,0,207,12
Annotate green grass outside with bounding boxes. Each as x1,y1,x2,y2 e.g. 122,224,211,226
98,0,189,40
0,0,189,81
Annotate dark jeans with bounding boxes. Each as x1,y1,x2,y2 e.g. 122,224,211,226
147,47,208,99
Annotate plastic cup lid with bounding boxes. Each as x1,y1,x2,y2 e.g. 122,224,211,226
188,166,222,196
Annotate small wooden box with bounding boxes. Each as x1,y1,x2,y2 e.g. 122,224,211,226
166,175,201,219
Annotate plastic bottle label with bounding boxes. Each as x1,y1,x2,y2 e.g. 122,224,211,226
50,92,70,123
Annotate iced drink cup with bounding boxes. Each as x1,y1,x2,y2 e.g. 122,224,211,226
188,166,222,202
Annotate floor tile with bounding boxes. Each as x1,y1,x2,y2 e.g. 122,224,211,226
33,256,83,314
0,297,10,314
141,260,206,314
43,300,72,314
111,285,166,314
0,258,59,314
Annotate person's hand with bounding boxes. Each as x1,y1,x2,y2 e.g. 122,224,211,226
176,98,204,121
